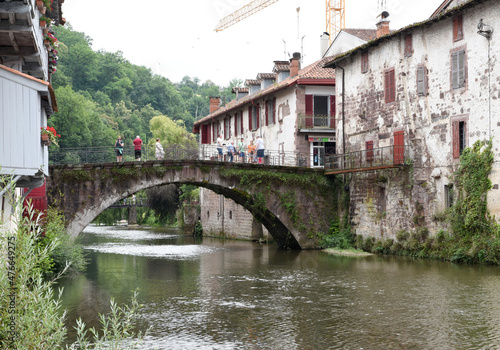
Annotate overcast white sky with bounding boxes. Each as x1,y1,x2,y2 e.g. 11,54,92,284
62,0,441,86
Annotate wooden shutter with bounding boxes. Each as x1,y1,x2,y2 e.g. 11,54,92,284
453,15,463,41
329,95,336,128
393,131,404,164
458,50,465,88
305,94,313,127
417,66,426,96
240,111,244,134
248,106,252,130
265,101,269,126
361,51,368,73
256,104,260,128
234,114,238,136
404,34,412,57
452,120,460,158
273,97,276,124
366,141,374,162
385,69,395,103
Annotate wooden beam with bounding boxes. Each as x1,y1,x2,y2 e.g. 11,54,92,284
324,165,398,175
0,2,31,14
0,24,33,32
8,32,19,52
0,47,38,55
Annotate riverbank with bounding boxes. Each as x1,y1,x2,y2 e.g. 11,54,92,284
322,247,373,257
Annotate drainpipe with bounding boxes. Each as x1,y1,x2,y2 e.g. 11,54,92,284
335,63,347,187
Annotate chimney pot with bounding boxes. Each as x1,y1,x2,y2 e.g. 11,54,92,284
209,96,221,113
376,11,390,38
290,52,301,77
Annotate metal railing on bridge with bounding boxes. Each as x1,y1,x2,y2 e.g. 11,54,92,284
49,144,311,168
324,145,412,174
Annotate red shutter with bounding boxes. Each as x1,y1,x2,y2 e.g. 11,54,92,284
224,118,227,138
201,125,208,144
256,104,260,128
273,97,276,124
385,70,395,103
330,95,336,128
366,141,374,162
234,114,238,136
394,131,404,164
248,106,252,130
240,111,244,134
265,101,269,126
453,15,463,41
405,34,412,57
452,120,460,158
305,94,313,127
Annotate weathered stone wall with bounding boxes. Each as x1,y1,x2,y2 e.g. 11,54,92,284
200,188,271,241
336,1,500,238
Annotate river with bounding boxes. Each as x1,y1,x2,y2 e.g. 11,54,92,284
59,225,500,349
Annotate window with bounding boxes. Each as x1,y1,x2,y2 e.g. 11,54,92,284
266,98,275,126
248,105,259,131
453,15,463,42
212,122,216,142
304,95,335,128
417,65,427,96
361,51,369,73
451,49,466,90
384,68,396,103
240,111,243,135
445,184,454,208
312,142,325,167
452,119,467,158
404,33,412,57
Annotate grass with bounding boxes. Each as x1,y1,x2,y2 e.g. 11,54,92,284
322,247,373,257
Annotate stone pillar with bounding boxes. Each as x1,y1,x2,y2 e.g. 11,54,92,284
251,217,263,241
128,206,137,225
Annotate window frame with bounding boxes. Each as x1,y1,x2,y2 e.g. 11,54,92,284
451,115,468,159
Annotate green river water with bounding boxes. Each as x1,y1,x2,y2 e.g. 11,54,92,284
59,225,500,349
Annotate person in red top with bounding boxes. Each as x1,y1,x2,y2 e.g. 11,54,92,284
133,135,143,161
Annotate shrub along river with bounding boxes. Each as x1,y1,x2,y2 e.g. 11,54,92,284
59,225,500,349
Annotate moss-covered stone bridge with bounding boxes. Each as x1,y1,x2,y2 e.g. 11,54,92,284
47,160,338,249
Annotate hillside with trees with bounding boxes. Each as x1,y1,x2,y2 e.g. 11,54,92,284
49,24,240,149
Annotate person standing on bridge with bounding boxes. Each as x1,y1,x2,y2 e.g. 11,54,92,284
155,138,164,160
238,137,246,163
115,136,124,162
247,139,256,163
216,134,224,161
133,135,143,161
256,135,265,164
227,141,235,162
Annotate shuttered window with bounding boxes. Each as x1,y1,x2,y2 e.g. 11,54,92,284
201,124,209,144
452,50,465,89
330,95,336,128
361,51,369,73
240,111,244,135
234,113,238,137
384,68,395,103
404,34,412,57
366,141,374,162
417,66,427,96
453,15,463,42
248,106,252,131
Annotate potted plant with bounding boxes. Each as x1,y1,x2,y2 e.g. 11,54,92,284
40,126,60,146
39,15,50,28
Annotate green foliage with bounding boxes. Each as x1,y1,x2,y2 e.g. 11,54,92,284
319,218,354,249
40,208,88,277
0,193,67,348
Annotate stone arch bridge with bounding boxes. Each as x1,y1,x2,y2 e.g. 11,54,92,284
47,160,338,249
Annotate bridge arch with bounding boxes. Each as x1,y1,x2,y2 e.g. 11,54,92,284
47,160,337,249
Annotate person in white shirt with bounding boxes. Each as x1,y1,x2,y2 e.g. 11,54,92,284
155,138,164,160
256,135,265,164
216,134,224,161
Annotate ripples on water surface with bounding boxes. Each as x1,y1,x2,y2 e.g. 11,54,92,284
59,225,500,349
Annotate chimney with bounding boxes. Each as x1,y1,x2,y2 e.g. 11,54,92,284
290,52,301,77
320,32,330,57
209,96,220,113
376,11,390,38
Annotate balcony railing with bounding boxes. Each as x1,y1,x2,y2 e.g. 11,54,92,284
324,145,412,174
297,114,336,130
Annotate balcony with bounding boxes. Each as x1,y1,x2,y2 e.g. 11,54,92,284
297,114,336,131
324,145,412,175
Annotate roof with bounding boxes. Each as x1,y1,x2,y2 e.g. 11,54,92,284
343,28,378,42
257,73,276,80
193,56,336,128
245,79,261,86
273,61,290,72
430,0,455,17
325,0,488,69
231,87,249,93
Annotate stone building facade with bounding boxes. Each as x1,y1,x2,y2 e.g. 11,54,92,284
325,0,500,239
192,55,336,240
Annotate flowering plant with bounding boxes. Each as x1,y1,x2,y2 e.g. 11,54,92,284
41,126,60,146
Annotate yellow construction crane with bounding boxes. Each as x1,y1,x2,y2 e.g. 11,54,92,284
214,0,345,45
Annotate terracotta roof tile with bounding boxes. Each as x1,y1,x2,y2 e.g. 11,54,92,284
232,87,249,93
257,73,276,80
194,57,335,127
343,28,378,42
245,79,261,86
